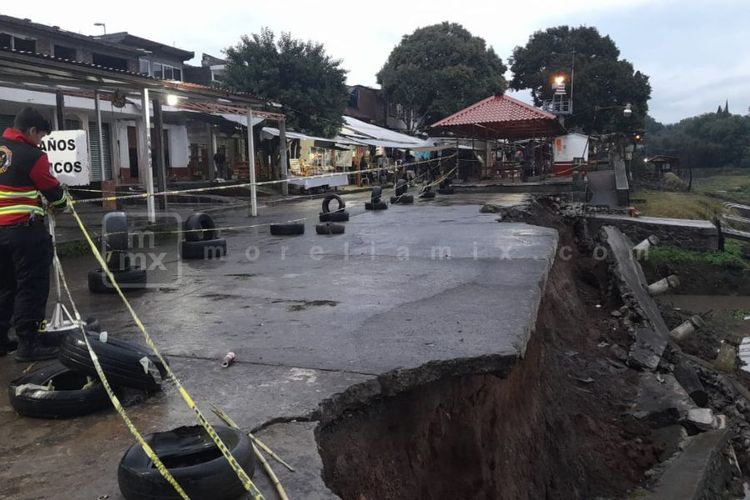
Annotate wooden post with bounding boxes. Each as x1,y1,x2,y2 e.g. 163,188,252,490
152,97,167,210
279,118,288,196
55,90,65,130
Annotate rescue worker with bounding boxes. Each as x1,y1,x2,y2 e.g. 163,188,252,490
0,107,68,361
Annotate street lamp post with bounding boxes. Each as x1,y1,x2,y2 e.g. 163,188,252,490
94,23,106,35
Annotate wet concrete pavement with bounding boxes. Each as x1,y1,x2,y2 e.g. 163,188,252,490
0,191,557,499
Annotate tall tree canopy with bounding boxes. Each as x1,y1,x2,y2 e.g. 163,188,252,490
509,26,651,134
224,28,348,137
648,110,750,169
377,22,507,132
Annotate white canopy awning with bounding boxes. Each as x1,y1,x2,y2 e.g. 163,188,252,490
220,113,265,127
340,116,427,149
261,127,363,147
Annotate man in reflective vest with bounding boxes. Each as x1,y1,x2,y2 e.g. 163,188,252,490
0,107,69,361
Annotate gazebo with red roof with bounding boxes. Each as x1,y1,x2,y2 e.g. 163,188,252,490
430,93,565,139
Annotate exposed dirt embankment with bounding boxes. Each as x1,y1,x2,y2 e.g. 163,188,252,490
316,209,661,499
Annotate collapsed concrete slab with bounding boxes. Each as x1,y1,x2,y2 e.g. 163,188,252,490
630,372,698,427
0,198,559,499
601,226,672,370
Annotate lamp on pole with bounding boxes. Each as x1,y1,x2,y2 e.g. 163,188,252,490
94,23,106,35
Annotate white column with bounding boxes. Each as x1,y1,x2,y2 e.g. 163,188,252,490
247,108,257,217
95,90,107,180
141,88,156,223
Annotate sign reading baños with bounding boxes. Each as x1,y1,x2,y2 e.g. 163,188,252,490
40,130,90,186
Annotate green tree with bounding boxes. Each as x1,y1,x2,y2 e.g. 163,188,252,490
377,22,507,132
648,111,750,169
509,26,651,134
224,28,349,137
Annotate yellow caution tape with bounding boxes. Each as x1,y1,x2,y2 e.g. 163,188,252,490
54,251,190,500
67,197,265,500
71,154,457,204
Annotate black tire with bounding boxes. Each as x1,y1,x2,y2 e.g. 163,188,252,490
390,195,414,205
270,223,305,236
315,223,345,235
184,213,218,242
59,330,168,391
103,212,129,252
322,194,345,214
8,361,112,419
420,191,436,199
319,211,350,222
395,179,408,196
365,200,388,211
181,239,227,260
88,268,147,294
118,425,255,500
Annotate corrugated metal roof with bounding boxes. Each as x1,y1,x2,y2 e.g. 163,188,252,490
431,93,557,128
0,46,267,106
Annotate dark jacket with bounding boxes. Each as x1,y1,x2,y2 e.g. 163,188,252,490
0,129,66,226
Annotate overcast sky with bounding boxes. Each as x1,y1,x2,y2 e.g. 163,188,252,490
5,0,748,123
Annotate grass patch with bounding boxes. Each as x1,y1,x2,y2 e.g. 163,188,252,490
693,174,750,204
646,240,748,270
633,189,722,220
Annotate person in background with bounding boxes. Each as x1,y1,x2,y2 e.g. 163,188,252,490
0,107,69,362
213,148,227,180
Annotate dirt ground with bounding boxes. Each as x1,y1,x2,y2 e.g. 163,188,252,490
317,202,664,499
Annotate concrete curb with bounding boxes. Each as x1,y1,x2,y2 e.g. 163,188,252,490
644,429,731,500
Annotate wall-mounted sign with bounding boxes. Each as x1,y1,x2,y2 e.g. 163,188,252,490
39,130,90,186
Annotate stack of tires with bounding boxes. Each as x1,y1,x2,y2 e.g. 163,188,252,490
317,194,347,235
88,212,147,293
390,179,414,204
8,325,168,419
365,186,388,211
182,213,227,259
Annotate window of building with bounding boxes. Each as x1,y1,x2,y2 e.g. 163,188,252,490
139,59,150,75
13,36,36,52
142,60,183,81
0,33,37,52
210,67,225,82
54,45,77,60
349,88,359,109
92,53,129,71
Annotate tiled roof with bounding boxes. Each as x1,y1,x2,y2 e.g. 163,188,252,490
431,93,557,128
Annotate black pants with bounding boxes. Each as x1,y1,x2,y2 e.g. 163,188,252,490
0,223,53,333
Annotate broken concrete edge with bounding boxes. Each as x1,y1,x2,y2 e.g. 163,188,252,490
242,230,557,495
314,353,520,427
642,428,732,500
599,226,670,370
